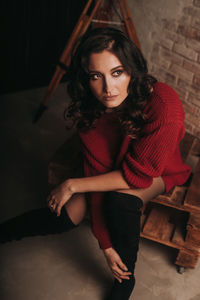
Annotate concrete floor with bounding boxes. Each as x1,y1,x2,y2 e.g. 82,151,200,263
0,84,200,300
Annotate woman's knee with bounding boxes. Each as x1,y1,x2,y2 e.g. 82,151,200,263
105,191,143,213
65,193,87,225
115,177,165,204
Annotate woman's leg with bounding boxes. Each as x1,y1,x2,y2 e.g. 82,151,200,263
116,177,165,204
0,193,87,243
65,193,87,225
105,177,165,300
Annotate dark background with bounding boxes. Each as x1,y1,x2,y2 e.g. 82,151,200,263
0,0,87,94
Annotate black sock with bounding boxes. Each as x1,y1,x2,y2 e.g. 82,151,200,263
104,191,143,300
0,207,77,243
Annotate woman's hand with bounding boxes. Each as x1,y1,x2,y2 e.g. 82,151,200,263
47,179,74,216
103,247,131,283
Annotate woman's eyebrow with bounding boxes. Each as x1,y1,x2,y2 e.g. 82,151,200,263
111,65,124,71
88,70,101,73
88,65,124,73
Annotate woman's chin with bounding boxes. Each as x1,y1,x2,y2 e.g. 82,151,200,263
104,102,123,111
103,102,121,109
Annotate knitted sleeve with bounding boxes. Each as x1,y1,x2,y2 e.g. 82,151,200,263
122,119,185,189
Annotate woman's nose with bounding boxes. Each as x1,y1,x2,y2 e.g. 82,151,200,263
103,76,113,94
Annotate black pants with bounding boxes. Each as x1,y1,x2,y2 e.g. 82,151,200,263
104,191,143,300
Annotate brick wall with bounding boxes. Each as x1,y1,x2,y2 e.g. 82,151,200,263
129,0,200,138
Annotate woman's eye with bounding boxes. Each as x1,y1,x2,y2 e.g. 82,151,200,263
112,70,123,77
89,73,101,80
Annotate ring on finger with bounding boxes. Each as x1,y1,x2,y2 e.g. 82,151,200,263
49,199,55,207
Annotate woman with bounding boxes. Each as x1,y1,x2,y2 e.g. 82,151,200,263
1,27,191,299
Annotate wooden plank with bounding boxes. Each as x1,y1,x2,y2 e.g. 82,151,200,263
151,192,174,207
140,232,180,250
175,249,199,268
185,155,200,173
179,132,195,162
185,229,200,248
151,196,200,214
150,187,193,212
184,136,200,171
184,160,200,211
171,224,185,247
185,213,200,248
169,186,187,205
141,230,200,252
190,138,200,156
151,186,188,207
152,193,173,204
187,213,200,231
142,206,174,242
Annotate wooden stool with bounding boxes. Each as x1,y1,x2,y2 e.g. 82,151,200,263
140,132,200,273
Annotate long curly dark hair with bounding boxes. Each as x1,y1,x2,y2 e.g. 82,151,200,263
65,27,157,139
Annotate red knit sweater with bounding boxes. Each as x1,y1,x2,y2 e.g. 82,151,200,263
78,82,191,249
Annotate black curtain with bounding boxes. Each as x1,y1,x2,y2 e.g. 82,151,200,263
0,0,87,94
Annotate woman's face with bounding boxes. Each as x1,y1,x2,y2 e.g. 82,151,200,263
88,50,131,109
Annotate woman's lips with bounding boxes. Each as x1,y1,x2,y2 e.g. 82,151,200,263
104,95,118,100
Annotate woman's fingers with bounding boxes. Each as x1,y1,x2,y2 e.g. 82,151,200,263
118,260,129,272
47,197,54,211
113,270,130,282
113,274,122,283
46,180,74,215
103,247,132,282
47,188,64,214
48,199,63,216
47,195,56,210
113,270,130,280
56,201,64,217
112,263,131,280
115,257,132,277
